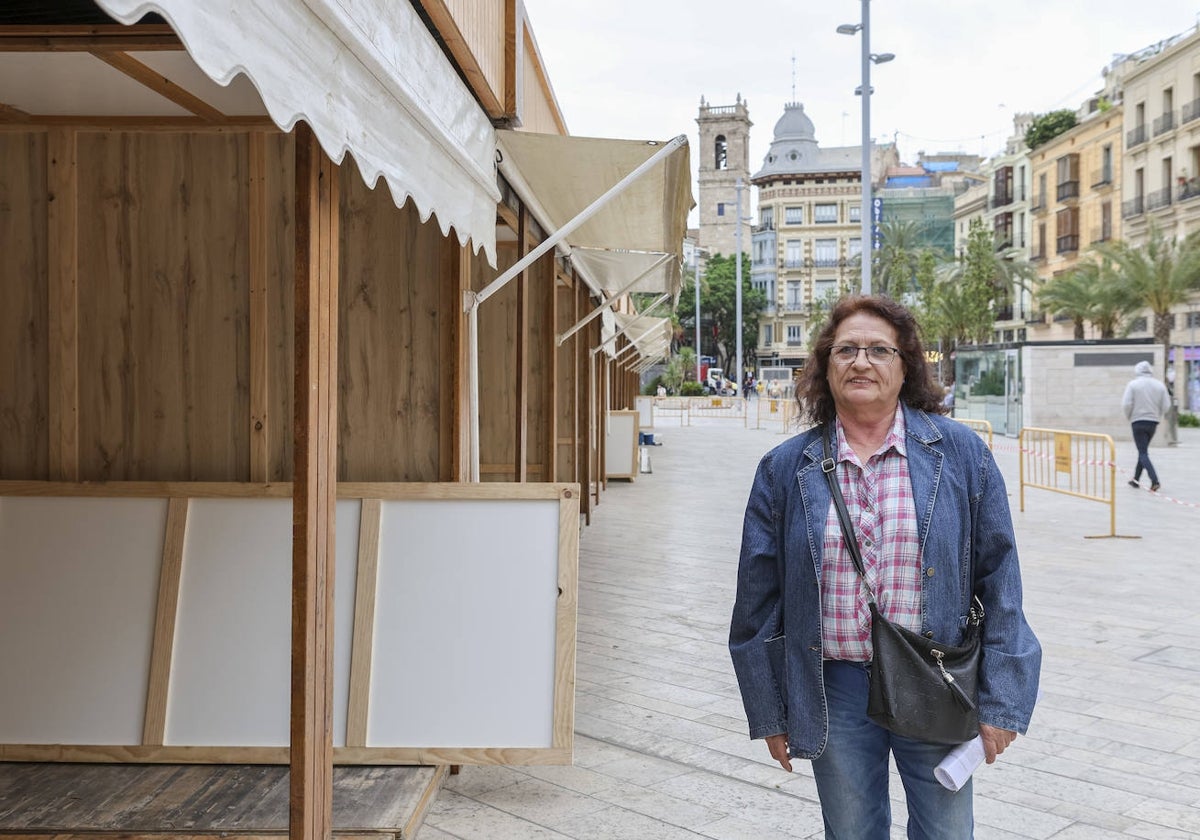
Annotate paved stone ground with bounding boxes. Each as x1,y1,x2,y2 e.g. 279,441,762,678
422,417,1200,839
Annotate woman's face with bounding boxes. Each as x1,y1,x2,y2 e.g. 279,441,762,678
827,312,907,419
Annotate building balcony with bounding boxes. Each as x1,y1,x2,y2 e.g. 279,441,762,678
994,237,1013,253
1091,167,1113,188
1055,234,1079,254
1179,177,1200,202
1183,98,1200,125
782,259,805,269
753,221,775,233
1056,181,1080,202
1146,187,1172,211
812,257,842,268
1153,111,1176,137
1090,225,1112,244
991,191,1013,209
784,301,806,312
1030,248,1045,262
1122,196,1144,218
1031,193,1048,213
1126,124,1148,147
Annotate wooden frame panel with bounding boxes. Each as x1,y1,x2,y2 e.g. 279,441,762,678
0,479,578,767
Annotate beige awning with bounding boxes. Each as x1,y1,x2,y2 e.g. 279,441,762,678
612,312,671,360
496,131,693,298
93,0,501,265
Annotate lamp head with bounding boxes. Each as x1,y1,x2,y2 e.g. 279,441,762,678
871,52,896,64
836,23,861,35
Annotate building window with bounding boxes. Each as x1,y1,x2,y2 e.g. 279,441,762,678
786,324,803,346
815,203,838,224
785,281,803,310
785,206,803,225
1055,207,1079,253
785,239,802,268
762,324,774,344
717,202,725,216
849,204,862,223
814,238,838,267
760,207,774,228
849,237,862,260
1129,316,1148,333
815,279,837,300
715,134,728,170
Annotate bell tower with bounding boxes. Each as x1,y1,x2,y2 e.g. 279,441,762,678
697,94,752,258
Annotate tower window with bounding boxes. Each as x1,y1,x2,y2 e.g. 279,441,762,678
717,202,726,216
715,134,728,170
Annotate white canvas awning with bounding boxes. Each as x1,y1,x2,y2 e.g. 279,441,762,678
611,312,671,360
92,0,501,265
495,131,693,298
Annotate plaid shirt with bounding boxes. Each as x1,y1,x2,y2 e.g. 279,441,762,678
820,406,923,662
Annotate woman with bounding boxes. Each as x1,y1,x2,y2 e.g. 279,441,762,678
729,296,1041,839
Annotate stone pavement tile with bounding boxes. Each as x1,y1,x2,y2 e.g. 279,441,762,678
553,804,711,840
471,777,610,827
441,764,525,798
567,734,640,769
410,827,458,840
423,789,572,839
588,779,731,830
649,770,825,835
1122,800,1200,835
517,762,626,796
588,752,696,787
693,813,824,840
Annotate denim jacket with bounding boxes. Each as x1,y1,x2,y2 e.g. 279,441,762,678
729,406,1041,759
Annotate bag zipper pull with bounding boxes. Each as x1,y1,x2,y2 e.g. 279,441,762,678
932,649,977,712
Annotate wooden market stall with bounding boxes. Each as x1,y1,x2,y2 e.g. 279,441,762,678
0,1,691,837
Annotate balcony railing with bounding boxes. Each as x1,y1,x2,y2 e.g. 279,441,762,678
1030,248,1045,262
1153,111,1176,136
1056,234,1079,254
783,259,805,269
1031,192,1047,213
752,222,775,233
1056,181,1080,202
1122,196,1144,218
991,191,1013,209
1090,225,1112,244
784,301,806,312
1091,167,1113,188
1126,124,1148,147
1180,177,1200,202
1146,187,1173,211
1183,98,1200,124
813,257,841,268
994,237,1013,252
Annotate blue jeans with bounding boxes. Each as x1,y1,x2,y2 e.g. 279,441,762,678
812,660,974,839
1131,420,1159,485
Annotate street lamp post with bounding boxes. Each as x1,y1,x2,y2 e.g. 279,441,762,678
694,247,701,384
838,1,893,296
736,178,744,399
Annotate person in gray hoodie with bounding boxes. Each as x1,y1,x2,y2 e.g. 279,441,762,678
1122,360,1171,491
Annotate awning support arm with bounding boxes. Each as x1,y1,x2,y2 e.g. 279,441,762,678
555,255,672,347
594,292,671,353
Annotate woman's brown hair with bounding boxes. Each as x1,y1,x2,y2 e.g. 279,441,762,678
795,295,946,426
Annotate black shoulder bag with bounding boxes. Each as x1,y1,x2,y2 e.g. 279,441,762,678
821,429,983,745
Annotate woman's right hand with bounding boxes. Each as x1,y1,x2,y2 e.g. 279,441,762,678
766,733,792,772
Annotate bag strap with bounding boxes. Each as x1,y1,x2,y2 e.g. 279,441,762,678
821,427,876,604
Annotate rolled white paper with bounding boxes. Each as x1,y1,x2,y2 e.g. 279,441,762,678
934,736,985,792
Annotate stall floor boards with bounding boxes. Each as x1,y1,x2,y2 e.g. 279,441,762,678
0,763,446,839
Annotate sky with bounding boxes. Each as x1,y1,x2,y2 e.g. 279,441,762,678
520,1,1200,223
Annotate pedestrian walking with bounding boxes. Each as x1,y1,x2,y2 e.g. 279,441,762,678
1123,360,1171,492
729,295,1041,839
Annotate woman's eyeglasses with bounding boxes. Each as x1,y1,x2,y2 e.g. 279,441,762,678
830,345,900,365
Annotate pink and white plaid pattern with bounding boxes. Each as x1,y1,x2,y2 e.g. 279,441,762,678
821,407,923,662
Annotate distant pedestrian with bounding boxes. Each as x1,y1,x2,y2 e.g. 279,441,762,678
1123,360,1171,492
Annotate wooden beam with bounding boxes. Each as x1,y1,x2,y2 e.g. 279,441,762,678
142,497,188,745
443,243,472,482
410,1,504,119
546,260,559,481
0,24,182,51
0,117,274,130
90,51,227,122
249,131,270,482
346,499,381,747
514,208,528,481
502,0,520,120
46,128,78,482
0,102,31,121
291,121,338,839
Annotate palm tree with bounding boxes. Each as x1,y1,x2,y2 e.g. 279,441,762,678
1036,270,1093,339
872,218,925,300
1099,225,1200,374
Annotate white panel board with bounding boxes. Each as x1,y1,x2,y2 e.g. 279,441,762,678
367,499,560,748
634,395,654,429
0,497,166,743
605,410,638,479
165,499,360,746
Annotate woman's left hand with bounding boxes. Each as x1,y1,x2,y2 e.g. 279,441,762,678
979,724,1017,764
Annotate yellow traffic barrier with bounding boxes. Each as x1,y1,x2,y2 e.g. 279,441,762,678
955,418,993,449
1018,427,1137,539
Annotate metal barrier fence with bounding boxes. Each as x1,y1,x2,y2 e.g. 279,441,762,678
1018,426,1135,539
687,396,748,427
751,397,797,433
955,418,993,449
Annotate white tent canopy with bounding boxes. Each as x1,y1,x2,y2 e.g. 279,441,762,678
93,0,501,265
496,131,692,299
611,312,671,360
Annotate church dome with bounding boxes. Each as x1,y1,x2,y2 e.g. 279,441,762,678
772,102,816,142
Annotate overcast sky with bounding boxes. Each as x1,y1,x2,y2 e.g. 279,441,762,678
521,1,1200,221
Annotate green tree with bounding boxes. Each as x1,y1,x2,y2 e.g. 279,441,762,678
1038,256,1138,340
677,253,766,374
1099,226,1200,375
873,218,925,299
935,219,1006,343
1024,109,1078,149
1036,269,1094,340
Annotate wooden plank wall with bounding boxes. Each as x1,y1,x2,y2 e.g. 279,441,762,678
0,132,48,480
0,128,476,485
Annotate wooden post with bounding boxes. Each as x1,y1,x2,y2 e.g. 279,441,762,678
291,122,338,839
514,208,528,481
47,127,78,482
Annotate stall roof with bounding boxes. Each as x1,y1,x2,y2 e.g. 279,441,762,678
496,131,693,299
12,0,502,264
612,312,671,359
